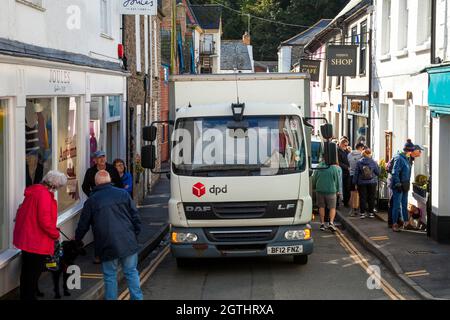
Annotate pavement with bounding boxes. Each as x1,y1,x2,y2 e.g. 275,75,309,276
337,207,450,300
3,176,170,300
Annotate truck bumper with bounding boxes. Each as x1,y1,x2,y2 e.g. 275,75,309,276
170,225,314,259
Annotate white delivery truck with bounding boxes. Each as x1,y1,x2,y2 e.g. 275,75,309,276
142,73,336,266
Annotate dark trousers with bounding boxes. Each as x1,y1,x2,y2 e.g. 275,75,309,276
358,184,377,214
343,174,351,206
20,251,46,301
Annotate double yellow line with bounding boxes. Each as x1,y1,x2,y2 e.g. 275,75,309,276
405,270,430,278
335,229,406,300
118,245,171,300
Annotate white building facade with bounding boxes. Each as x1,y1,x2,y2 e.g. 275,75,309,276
373,0,431,172
0,0,128,297
426,0,450,242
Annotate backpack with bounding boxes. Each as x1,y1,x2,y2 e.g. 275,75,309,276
361,165,374,180
386,157,395,174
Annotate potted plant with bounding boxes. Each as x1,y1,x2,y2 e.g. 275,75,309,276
413,174,428,198
377,159,390,210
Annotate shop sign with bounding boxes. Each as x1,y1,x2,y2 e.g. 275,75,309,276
49,69,71,93
326,45,357,77
118,0,158,16
299,59,321,82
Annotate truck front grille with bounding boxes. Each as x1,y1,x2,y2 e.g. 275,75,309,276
184,201,297,220
205,227,278,243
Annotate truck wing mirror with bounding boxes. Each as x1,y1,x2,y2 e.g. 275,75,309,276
320,124,333,140
143,126,157,142
324,141,338,166
141,145,156,170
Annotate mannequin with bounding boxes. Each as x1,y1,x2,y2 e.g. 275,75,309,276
25,101,40,155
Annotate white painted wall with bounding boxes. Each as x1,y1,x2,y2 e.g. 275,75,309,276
0,0,123,63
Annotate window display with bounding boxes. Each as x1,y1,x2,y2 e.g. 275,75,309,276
57,97,80,213
25,99,52,187
1,99,7,253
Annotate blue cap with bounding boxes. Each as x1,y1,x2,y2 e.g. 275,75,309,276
414,145,424,151
93,150,106,158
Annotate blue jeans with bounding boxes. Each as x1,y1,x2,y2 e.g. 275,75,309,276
392,190,409,224
102,253,143,300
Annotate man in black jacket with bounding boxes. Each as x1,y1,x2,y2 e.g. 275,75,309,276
338,138,351,207
75,170,143,300
81,151,123,197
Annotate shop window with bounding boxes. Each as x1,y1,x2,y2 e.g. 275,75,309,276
25,99,53,187
1,99,8,253
57,98,80,213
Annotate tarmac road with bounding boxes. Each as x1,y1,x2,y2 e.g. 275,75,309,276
130,221,421,300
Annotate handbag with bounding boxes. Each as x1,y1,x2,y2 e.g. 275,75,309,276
45,241,62,271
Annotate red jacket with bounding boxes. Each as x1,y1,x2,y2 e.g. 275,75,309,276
13,184,59,255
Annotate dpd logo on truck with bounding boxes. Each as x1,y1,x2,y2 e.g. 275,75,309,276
193,183,228,198
193,183,206,198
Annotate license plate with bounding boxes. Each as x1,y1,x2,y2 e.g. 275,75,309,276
267,245,303,255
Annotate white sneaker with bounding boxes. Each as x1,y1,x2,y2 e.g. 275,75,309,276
360,213,366,219
328,223,337,232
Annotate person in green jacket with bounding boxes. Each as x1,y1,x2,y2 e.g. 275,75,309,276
312,161,341,232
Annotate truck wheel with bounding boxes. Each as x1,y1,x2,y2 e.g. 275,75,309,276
293,255,308,265
176,258,192,268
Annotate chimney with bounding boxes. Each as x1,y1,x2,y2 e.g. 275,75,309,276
242,32,251,45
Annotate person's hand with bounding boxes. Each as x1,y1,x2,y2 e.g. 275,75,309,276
395,183,403,193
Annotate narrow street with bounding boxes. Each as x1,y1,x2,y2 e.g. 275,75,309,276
134,222,419,300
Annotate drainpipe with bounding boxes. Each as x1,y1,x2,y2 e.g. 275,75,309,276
431,0,437,64
368,6,374,149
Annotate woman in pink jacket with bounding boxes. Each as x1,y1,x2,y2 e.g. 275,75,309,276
13,170,67,300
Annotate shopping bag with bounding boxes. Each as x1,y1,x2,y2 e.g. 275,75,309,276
350,191,359,209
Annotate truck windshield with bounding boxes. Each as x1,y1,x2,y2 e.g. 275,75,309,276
172,115,306,177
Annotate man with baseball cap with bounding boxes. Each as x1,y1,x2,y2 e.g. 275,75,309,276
82,150,124,197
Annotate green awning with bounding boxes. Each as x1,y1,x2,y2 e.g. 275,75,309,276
427,65,450,116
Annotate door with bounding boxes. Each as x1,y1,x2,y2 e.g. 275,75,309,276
107,121,120,162
393,101,407,154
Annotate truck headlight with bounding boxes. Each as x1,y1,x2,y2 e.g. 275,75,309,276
171,232,198,243
284,229,311,240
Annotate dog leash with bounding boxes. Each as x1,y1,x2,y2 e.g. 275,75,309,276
58,228,71,241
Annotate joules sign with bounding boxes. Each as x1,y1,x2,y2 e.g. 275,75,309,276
118,0,157,16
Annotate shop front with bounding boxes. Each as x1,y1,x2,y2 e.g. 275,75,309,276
345,96,370,148
426,65,450,243
0,56,127,297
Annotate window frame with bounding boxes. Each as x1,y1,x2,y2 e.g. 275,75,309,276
100,0,111,37
359,20,368,76
15,0,45,11
0,98,11,254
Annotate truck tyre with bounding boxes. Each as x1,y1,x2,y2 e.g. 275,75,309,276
293,255,308,265
176,258,192,268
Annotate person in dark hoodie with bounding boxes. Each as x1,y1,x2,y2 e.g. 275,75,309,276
353,148,380,219
75,170,142,300
338,138,351,207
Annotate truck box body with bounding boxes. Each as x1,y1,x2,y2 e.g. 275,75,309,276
167,73,315,262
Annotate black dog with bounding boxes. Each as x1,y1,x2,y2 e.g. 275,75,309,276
37,240,86,299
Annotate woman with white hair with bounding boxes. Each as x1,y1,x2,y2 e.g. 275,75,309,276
13,170,67,300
